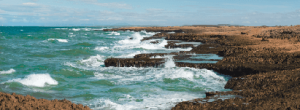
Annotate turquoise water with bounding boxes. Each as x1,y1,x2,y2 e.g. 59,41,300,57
175,54,223,64
0,26,231,110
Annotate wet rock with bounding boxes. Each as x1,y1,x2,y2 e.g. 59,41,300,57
165,43,194,49
205,92,218,97
150,40,160,44
104,58,165,67
241,31,248,35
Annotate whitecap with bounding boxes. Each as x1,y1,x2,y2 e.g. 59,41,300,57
6,73,58,87
108,31,120,36
56,39,68,43
114,32,192,51
47,38,68,43
82,28,91,31
0,69,16,74
94,47,109,51
72,28,80,31
81,54,104,67
92,28,104,31
141,30,157,36
54,28,68,30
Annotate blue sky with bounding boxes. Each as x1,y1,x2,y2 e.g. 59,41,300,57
0,0,299,26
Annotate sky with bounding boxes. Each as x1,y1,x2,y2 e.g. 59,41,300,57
0,0,299,26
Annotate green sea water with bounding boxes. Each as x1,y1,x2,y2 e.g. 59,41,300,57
0,26,231,110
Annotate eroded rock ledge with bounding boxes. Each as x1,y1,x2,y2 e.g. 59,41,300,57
104,25,300,109
0,92,91,110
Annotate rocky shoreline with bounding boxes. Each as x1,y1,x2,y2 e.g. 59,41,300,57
0,92,91,110
104,25,300,109
1,25,299,110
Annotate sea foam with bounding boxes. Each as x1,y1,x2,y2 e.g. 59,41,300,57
7,73,58,87
72,28,80,31
0,69,16,74
48,38,68,43
81,54,105,67
94,47,109,51
108,31,120,36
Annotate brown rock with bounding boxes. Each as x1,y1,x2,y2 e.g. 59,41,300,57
0,92,91,110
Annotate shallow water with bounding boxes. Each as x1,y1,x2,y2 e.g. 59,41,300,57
175,54,223,64
0,26,231,110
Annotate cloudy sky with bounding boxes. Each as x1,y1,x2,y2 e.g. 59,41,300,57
0,0,299,26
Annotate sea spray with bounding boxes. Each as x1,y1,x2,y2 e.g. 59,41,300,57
164,55,176,68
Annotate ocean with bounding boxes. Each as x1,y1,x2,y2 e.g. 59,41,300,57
0,26,231,110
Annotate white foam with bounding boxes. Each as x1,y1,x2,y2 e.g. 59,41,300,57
47,38,68,43
0,69,16,74
117,32,144,44
82,28,91,31
94,47,109,51
141,30,157,36
20,29,23,31
27,35,32,36
92,66,226,89
81,54,104,67
56,39,68,42
91,91,205,110
72,28,80,31
92,29,104,31
168,32,176,34
54,28,68,30
92,28,110,31
7,73,58,87
114,32,192,53
108,31,120,36
164,56,176,68
115,32,168,51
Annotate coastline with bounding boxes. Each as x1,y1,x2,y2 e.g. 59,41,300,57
104,25,300,109
1,25,300,109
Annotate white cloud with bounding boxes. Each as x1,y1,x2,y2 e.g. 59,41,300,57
0,9,6,13
80,19,90,21
66,0,132,9
22,2,38,6
0,17,5,21
97,17,123,21
11,18,28,22
241,17,249,19
147,8,164,12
